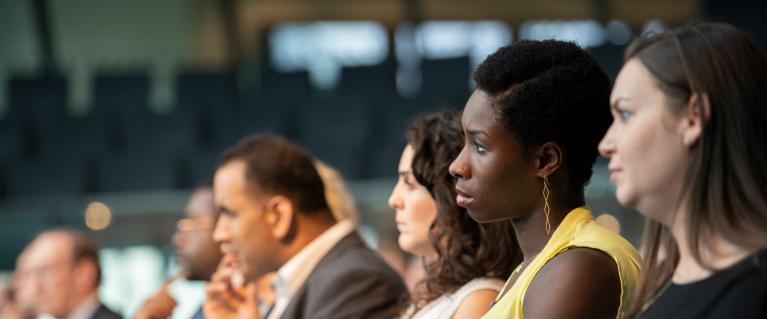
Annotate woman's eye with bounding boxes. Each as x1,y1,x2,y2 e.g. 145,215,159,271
618,110,632,121
474,143,487,154
403,177,417,189
222,210,236,218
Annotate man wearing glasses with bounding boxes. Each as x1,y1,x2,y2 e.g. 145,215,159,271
135,186,222,319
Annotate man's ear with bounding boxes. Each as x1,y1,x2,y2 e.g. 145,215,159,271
266,195,294,241
681,93,711,148
535,142,563,178
73,258,99,292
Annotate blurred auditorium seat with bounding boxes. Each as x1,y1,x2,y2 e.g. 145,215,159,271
175,70,238,150
91,73,151,152
587,44,626,82
4,75,104,198
7,75,68,120
418,56,472,110
296,94,374,179
0,118,21,164
1,57,477,196
176,70,238,114
6,155,96,197
261,68,311,128
0,161,7,201
242,68,313,140
322,62,398,178
7,75,69,160
367,56,469,179
366,95,417,178
262,68,312,101
337,61,397,101
95,150,187,192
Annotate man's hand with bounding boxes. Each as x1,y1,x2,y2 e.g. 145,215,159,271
134,277,179,319
204,255,261,319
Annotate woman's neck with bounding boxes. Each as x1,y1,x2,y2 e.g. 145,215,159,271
511,197,584,261
511,206,552,260
669,207,754,284
421,251,438,264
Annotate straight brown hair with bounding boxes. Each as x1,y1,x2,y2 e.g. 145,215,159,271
624,22,767,317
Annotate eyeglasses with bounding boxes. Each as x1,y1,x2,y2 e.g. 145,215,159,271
176,216,215,232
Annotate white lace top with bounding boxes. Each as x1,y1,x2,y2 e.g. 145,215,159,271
401,278,504,319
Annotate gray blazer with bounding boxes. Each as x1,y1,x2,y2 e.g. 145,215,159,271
279,232,408,319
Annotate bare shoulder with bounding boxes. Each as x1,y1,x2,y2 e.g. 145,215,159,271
523,248,621,319
450,289,499,319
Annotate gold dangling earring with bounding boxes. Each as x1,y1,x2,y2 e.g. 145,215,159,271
543,175,551,235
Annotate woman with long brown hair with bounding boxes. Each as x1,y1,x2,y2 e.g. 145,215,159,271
388,110,521,318
599,22,767,318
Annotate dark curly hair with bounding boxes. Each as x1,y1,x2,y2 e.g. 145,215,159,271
474,40,611,189
406,110,521,313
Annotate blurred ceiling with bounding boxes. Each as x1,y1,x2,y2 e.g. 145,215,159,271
234,0,697,27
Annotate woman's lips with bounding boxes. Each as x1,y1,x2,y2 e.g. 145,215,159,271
455,189,474,207
608,167,622,183
395,221,406,232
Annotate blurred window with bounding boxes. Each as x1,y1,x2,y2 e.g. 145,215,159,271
269,21,389,90
414,21,512,67
519,19,607,48
394,20,512,96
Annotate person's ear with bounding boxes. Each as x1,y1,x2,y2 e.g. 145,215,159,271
266,196,294,241
535,142,563,178
73,258,99,291
681,93,711,148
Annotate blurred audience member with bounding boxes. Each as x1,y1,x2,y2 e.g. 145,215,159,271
0,291,24,319
135,186,221,319
314,160,359,226
205,133,407,319
389,111,520,318
2,248,39,319
19,229,121,319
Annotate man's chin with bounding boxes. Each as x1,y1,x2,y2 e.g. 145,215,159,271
176,262,191,276
185,272,204,281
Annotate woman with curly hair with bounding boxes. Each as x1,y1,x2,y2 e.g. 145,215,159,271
388,110,521,318
449,40,640,318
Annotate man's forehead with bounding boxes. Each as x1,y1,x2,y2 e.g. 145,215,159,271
186,188,216,218
215,161,270,201
28,234,73,262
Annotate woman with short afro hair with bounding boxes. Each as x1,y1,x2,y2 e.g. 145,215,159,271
449,40,640,319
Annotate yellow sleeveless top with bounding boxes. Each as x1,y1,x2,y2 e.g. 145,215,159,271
482,207,640,319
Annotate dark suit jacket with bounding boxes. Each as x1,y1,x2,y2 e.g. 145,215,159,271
91,303,122,319
279,232,408,319
190,307,205,319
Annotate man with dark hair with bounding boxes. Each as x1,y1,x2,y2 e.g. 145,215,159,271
205,133,406,319
135,186,221,319
19,229,122,319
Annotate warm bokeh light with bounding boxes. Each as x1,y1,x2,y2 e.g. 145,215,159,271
85,201,112,231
